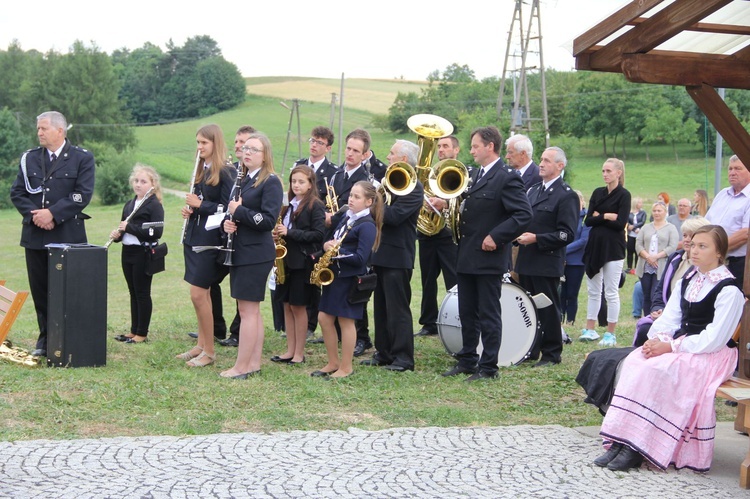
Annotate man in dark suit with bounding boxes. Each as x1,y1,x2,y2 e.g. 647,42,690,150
515,146,579,367
415,135,459,337
361,140,424,371
294,126,339,342
438,126,532,381
10,111,96,357
505,134,541,189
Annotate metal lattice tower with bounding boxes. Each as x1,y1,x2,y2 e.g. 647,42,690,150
496,0,550,146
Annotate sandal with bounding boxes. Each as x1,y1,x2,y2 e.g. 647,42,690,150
175,347,202,360
186,351,215,367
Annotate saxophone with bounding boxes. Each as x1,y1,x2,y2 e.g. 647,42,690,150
273,211,287,285
310,226,350,286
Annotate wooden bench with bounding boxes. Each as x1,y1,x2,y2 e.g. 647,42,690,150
716,376,750,489
0,280,29,345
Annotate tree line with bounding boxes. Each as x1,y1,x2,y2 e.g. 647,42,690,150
0,36,245,207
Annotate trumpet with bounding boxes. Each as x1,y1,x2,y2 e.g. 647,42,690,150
104,187,155,248
324,177,339,213
180,150,202,245
310,226,350,286
274,211,288,284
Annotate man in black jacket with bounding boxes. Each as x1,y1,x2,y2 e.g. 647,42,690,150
438,126,532,381
10,111,96,357
515,146,579,367
361,140,424,371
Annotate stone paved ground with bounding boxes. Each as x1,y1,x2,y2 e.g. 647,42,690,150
0,425,744,498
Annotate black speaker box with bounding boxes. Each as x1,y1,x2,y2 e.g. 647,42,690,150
46,244,107,367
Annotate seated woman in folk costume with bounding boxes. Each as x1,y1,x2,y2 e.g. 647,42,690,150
592,224,743,472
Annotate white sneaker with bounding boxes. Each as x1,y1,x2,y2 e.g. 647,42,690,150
579,329,600,342
598,332,617,347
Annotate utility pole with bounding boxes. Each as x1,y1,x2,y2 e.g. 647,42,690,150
496,0,550,147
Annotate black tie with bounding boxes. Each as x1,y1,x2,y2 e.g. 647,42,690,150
476,168,485,183
50,153,57,163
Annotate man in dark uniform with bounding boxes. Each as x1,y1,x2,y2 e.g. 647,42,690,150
10,111,96,357
361,140,424,371
363,149,387,183
293,126,338,342
415,135,459,337
515,146,579,367
438,126,532,381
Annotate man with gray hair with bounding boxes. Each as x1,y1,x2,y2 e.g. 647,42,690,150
515,146,579,366
10,111,96,357
360,140,424,371
505,134,541,189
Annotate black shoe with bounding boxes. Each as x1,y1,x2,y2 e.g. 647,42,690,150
533,360,558,368
311,369,336,377
353,340,372,357
187,332,198,339
606,446,643,471
289,357,306,365
442,365,477,377
360,357,388,367
270,355,293,363
219,336,239,347
384,364,413,372
726,400,739,407
30,348,46,357
593,443,623,467
114,335,132,342
124,337,148,344
465,371,498,382
308,336,325,344
414,328,437,337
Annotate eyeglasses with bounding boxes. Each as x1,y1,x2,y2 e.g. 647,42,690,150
241,146,263,154
308,138,327,147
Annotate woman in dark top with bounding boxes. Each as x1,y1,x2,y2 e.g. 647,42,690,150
270,165,326,365
581,158,631,343
561,190,590,325
220,133,284,379
626,197,646,272
109,164,164,344
178,124,235,367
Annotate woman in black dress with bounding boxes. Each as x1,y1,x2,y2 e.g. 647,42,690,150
220,133,283,379
270,165,326,365
313,181,383,379
178,124,234,367
581,158,631,343
109,164,164,344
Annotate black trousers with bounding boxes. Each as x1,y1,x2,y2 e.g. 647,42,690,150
456,272,503,375
418,237,457,333
640,272,658,317
307,285,321,332
561,265,585,323
121,246,154,336
727,256,746,288
373,266,414,369
519,274,563,364
25,248,49,349
209,273,229,339
626,236,638,269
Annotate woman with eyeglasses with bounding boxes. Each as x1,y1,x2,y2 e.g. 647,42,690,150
220,133,284,379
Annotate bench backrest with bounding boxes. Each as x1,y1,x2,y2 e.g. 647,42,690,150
0,280,29,345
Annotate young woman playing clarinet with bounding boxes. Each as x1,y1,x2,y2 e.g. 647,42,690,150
312,181,383,379
178,124,235,367
270,165,326,365
109,164,164,344
220,133,283,379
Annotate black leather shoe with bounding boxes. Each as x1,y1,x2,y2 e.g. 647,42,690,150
114,335,132,342
606,446,643,471
270,355,293,363
384,364,413,372
308,336,325,344
311,369,336,377
124,337,148,344
414,328,437,337
30,349,46,357
289,357,306,365
533,360,558,368
593,443,623,467
465,371,498,382
442,365,477,377
187,332,198,339
219,336,239,347
360,357,388,367
353,340,372,357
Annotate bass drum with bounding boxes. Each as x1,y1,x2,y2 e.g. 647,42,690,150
437,283,541,367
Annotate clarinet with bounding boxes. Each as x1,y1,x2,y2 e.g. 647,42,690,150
180,150,202,245
223,160,244,266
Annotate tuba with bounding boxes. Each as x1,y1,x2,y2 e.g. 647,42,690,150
406,114,469,241
380,161,418,205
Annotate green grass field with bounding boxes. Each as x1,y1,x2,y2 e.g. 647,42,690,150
0,78,737,442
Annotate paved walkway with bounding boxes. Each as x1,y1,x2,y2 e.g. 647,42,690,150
0,424,747,498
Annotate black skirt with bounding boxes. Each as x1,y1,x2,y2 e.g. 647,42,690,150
183,244,228,289
230,260,274,302
318,275,365,320
275,268,315,307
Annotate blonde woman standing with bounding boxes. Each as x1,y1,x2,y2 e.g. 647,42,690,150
635,201,679,317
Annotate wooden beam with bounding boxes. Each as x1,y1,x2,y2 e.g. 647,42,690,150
629,17,750,36
573,0,665,56
588,0,732,70
687,83,750,175
623,53,750,88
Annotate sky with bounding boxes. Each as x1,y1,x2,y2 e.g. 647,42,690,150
1,0,629,81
